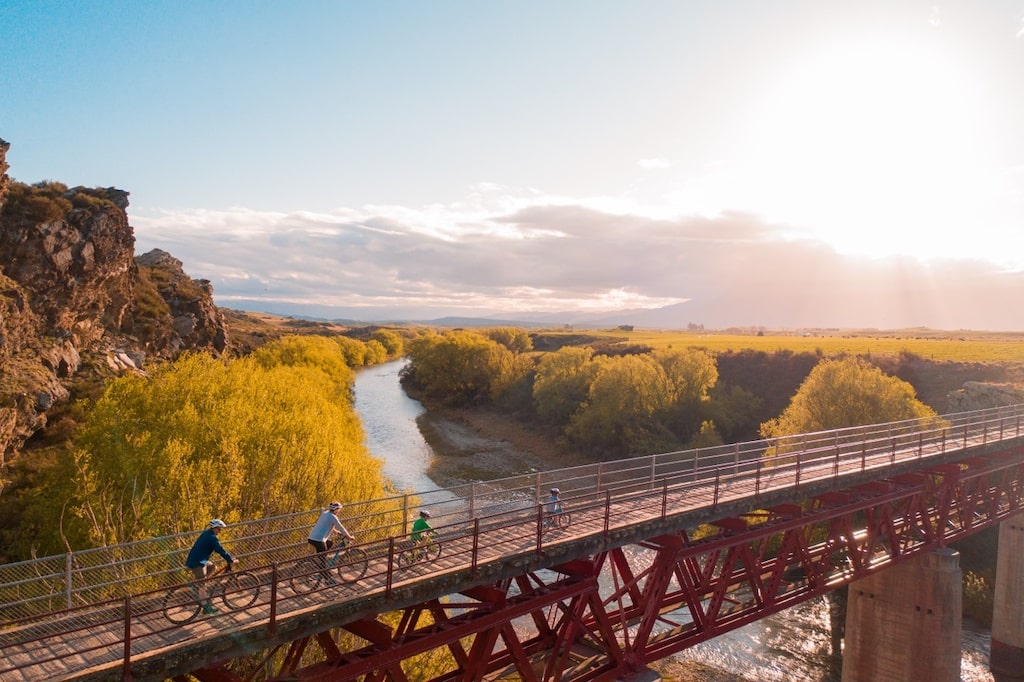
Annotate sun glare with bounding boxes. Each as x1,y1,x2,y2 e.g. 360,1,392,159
730,30,1000,262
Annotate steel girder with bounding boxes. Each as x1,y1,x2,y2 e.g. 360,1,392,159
190,449,1024,682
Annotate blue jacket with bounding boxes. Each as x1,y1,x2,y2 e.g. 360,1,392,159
185,529,234,568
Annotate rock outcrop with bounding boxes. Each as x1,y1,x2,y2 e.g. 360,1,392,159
0,138,229,472
947,381,1024,413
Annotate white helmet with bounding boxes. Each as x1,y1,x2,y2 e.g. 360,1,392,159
550,487,560,495
328,501,342,511
209,519,227,529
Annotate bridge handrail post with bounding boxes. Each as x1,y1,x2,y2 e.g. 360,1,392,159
536,505,544,556
860,441,866,472
661,480,668,519
386,538,395,600
918,434,923,459
734,443,740,474
471,519,480,576
122,594,131,681
66,552,73,610
402,495,410,537
795,453,801,496
833,444,839,483
713,471,720,509
604,490,611,538
268,564,278,638
963,423,968,449
755,461,761,499
650,456,656,490
890,439,896,464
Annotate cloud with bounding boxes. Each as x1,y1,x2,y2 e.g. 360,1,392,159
638,158,672,170
129,192,1024,330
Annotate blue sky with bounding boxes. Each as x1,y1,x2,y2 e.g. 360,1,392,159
3,1,1024,329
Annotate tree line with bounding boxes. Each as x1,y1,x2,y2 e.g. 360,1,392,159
400,327,936,459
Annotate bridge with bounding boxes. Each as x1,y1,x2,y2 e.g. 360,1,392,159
2,404,1024,681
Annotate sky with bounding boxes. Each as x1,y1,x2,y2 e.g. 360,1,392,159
3,0,1024,330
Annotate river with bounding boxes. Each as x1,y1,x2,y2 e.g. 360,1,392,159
353,360,994,681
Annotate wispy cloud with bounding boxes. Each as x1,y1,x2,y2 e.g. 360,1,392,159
130,190,1024,329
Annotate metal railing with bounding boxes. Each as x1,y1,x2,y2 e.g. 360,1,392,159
1,403,1023,681
1,404,1022,625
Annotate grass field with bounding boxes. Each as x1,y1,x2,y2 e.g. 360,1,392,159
559,328,1024,364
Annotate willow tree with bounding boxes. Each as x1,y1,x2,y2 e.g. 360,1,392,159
532,346,601,427
760,355,936,441
402,330,527,405
49,338,385,549
566,354,679,457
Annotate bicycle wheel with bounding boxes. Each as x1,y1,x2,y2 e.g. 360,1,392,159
424,538,442,561
289,557,322,593
397,544,417,569
556,511,572,529
163,584,201,624
336,547,368,583
221,570,261,610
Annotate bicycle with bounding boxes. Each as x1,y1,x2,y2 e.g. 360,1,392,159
542,504,572,532
289,542,369,593
397,532,442,568
162,562,261,624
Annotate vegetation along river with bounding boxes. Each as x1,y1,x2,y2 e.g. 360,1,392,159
353,359,994,681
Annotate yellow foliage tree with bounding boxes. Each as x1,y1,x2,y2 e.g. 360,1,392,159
58,339,385,547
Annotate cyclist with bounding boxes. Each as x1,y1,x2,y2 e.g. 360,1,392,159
185,519,235,615
409,510,434,559
543,488,563,529
307,501,355,585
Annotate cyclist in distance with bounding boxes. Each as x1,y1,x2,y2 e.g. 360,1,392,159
308,501,355,585
545,487,563,517
185,519,235,615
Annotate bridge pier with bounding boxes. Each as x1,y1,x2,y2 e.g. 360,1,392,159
992,512,1024,681
841,548,961,682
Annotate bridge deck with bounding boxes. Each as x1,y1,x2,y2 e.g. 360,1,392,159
1,405,1022,681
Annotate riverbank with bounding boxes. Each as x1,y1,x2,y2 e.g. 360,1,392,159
415,406,592,487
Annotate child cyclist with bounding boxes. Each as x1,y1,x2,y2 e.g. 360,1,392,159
543,487,563,529
409,510,435,560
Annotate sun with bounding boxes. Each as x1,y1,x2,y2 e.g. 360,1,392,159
727,29,1000,262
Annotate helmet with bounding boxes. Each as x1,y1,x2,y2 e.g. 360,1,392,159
419,510,431,518
328,501,342,511
209,519,227,529
550,488,560,495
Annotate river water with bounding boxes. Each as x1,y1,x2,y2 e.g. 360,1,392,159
353,360,994,681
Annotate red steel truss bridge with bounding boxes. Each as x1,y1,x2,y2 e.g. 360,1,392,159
1,404,1023,681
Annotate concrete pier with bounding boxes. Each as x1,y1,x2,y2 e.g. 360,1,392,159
991,513,1024,681
841,548,961,682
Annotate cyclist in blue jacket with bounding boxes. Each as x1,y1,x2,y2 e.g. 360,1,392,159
185,519,235,614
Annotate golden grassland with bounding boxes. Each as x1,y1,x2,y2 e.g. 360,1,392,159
564,328,1024,364
222,310,1024,365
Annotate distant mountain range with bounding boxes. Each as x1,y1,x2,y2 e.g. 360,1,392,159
238,300,776,331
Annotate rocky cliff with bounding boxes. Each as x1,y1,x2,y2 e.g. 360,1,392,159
0,138,229,473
